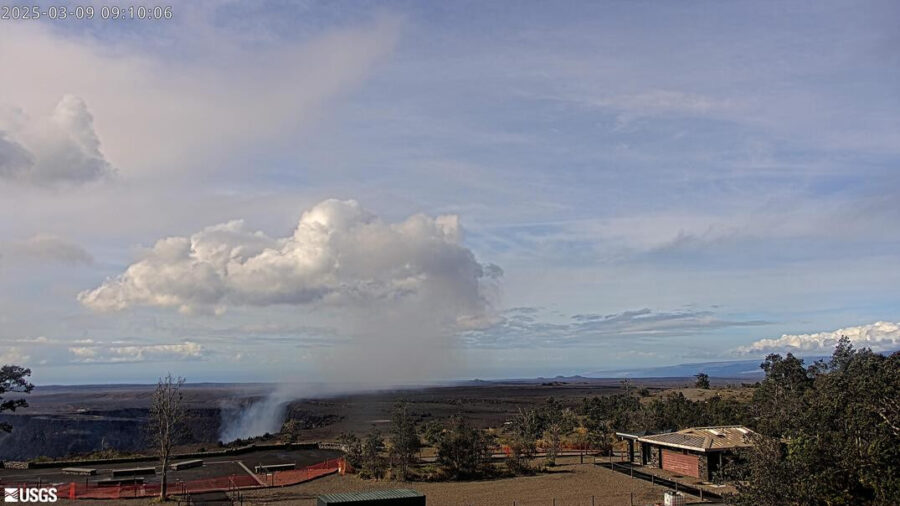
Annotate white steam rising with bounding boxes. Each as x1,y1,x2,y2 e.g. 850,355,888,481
218,390,292,443
80,199,501,441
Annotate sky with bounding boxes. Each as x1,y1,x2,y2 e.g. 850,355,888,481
1,0,899,384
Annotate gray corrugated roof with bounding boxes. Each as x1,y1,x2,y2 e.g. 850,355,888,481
318,489,424,502
638,426,756,452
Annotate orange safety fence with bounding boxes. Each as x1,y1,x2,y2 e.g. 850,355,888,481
2,457,345,500
257,457,345,487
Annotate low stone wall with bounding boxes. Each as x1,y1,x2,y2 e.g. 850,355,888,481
698,453,710,481
647,447,661,468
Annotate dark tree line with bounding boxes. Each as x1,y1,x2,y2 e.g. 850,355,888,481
424,415,494,479
577,338,899,504
340,402,495,481
732,339,900,505
580,386,748,435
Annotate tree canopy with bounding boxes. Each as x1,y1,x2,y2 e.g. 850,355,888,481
737,338,900,504
0,364,34,433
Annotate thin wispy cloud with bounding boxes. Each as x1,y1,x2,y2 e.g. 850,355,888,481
1,235,93,265
464,307,768,349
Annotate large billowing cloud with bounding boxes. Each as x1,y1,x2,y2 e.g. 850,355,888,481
79,199,500,321
738,321,900,354
0,95,114,185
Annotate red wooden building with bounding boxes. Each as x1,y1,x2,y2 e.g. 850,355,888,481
617,426,756,481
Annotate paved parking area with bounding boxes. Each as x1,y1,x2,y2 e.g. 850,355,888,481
0,448,341,488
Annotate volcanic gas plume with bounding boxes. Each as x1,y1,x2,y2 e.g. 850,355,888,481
81,199,501,441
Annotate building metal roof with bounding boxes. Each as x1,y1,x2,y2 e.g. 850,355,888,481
318,489,424,502
637,426,756,452
615,429,673,440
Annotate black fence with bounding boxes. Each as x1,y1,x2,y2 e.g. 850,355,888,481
597,460,727,503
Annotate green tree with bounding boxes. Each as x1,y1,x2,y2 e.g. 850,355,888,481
694,372,711,389
505,408,544,473
430,416,494,479
581,393,641,433
360,430,385,479
0,365,33,433
337,432,364,470
751,352,812,437
738,340,900,504
542,398,577,465
730,434,795,506
388,403,420,480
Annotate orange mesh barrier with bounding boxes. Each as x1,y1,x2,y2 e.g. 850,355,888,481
257,457,344,487
2,457,347,500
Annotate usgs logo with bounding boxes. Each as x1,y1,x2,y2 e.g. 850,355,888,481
3,488,57,503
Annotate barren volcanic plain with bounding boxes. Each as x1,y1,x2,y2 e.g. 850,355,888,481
0,377,698,460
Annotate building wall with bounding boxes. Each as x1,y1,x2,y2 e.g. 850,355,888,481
661,449,700,478
645,445,714,480
635,443,721,481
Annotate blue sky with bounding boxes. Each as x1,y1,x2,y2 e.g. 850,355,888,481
0,1,898,384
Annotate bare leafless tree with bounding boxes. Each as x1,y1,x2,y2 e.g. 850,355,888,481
149,373,185,500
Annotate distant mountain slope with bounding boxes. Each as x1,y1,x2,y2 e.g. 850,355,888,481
586,350,897,379
584,360,763,379
584,358,795,379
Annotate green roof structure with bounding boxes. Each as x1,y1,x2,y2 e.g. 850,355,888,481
317,489,425,505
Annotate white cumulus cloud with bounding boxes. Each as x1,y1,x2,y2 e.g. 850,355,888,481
78,199,500,321
738,321,900,354
0,95,115,185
